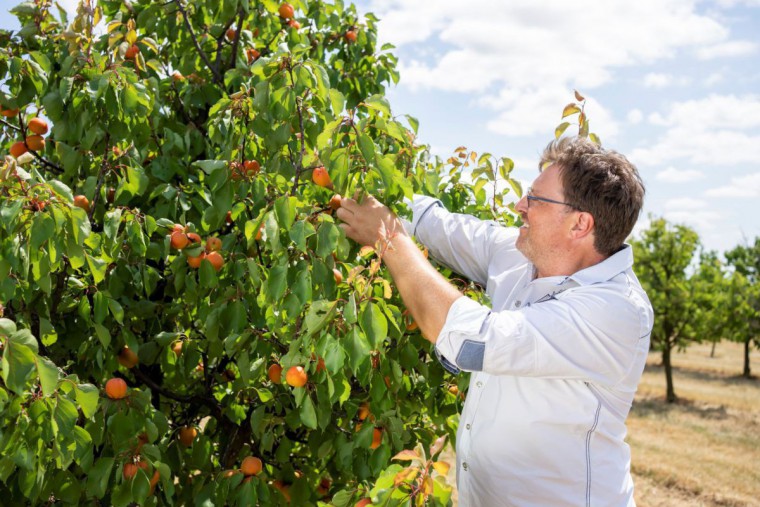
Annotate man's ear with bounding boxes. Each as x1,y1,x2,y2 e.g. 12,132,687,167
571,211,595,239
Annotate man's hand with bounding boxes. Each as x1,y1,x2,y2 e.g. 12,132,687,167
335,195,408,248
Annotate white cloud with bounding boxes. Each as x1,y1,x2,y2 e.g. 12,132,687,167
482,88,619,138
656,167,706,183
631,95,760,167
705,172,760,197
628,109,643,124
663,210,724,231
704,72,724,86
664,197,708,210
696,40,758,60
365,0,729,92
644,73,673,88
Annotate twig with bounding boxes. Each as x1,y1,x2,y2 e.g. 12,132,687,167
173,0,223,85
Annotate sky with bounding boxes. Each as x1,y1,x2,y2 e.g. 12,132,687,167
2,0,759,255
352,0,760,255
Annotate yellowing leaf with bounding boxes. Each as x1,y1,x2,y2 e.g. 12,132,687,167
429,434,447,457
393,466,419,486
392,449,421,461
432,461,450,476
561,103,581,118
358,245,375,258
589,132,601,145
554,121,570,139
126,29,137,45
382,279,392,299
422,475,434,496
574,90,585,102
454,146,467,153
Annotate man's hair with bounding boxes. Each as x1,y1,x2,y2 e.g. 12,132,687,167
539,136,645,257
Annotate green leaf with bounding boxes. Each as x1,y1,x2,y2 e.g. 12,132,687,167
30,213,56,250
363,95,391,117
75,383,99,419
37,356,59,396
86,457,115,499
86,255,107,285
1,341,37,394
360,302,388,348
357,133,376,165
304,300,338,338
299,394,318,429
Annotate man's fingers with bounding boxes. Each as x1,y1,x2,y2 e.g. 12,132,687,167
339,196,358,212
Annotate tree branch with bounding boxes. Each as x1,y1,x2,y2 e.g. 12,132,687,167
173,0,223,86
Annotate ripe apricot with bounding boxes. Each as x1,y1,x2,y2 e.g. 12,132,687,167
243,159,260,176
370,428,382,449
125,44,139,60
272,480,291,502
123,459,149,480
187,252,205,269
356,499,372,507
186,232,202,245
225,211,233,225
206,236,222,252
205,251,224,271
312,166,333,188
0,107,18,117
106,187,116,203
226,28,236,40
171,230,189,249
345,30,358,43
278,3,294,19
179,426,197,447
358,402,370,421
333,268,343,284
149,469,160,494
105,377,128,399
172,340,183,356
328,194,342,210
316,356,326,373
10,141,27,158
241,456,263,476
118,346,139,369
246,48,261,64
285,366,307,387
317,477,331,496
255,224,264,241
25,135,45,151
27,117,48,135
268,363,282,383
73,195,90,212
172,71,184,82
288,20,301,29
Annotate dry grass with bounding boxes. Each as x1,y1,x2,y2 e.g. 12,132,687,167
630,341,760,507
440,341,760,506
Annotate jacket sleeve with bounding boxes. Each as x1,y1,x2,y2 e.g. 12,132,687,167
404,195,502,287
434,287,652,387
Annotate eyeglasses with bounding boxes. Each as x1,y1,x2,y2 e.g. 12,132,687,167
525,188,582,211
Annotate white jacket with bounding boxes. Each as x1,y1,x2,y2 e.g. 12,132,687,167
406,196,654,507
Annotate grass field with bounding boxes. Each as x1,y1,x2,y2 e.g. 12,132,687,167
630,341,760,506
441,341,760,506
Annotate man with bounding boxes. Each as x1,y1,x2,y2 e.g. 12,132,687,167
336,136,653,506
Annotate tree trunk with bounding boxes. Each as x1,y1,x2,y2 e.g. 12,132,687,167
710,341,717,358
663,342,676,403
744,337,752,378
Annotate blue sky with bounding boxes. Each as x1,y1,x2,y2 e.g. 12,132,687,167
354,0,760,255
3,1,758,254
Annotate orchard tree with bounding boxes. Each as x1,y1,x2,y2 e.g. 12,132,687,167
0,0,557,504
632,217,700,403
691,250,730,358
725,238,760,378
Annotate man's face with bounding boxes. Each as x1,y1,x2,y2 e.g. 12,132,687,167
514,164,578,268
